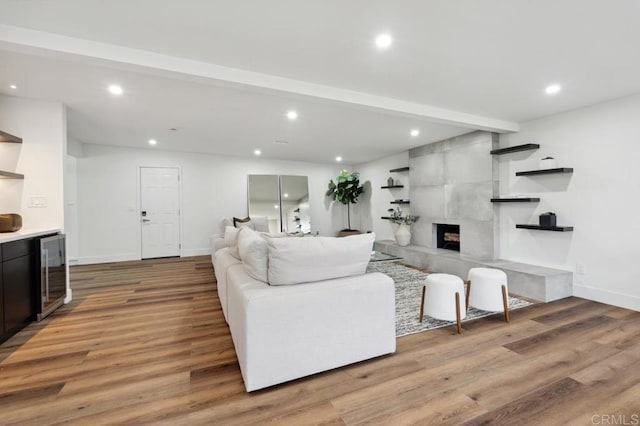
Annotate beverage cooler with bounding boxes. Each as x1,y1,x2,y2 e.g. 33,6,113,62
35,234,67,321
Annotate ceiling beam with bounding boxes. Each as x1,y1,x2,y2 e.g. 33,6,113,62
0,24,519,132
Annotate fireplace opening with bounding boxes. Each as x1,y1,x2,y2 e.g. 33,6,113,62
436,224,460,252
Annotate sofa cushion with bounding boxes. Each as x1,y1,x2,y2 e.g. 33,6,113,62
238,227,269,283
224,226,241,259
266,233,375,286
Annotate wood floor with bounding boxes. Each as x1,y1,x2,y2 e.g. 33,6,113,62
1,256,639,425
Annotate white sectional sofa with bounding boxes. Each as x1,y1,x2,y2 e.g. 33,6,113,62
212,226,396,392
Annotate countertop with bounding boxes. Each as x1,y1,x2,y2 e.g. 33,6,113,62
0,228,61,244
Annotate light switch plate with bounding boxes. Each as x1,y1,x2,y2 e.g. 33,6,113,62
29,196,48,208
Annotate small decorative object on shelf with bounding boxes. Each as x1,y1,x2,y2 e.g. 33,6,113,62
387,177,394,186
386,207,419,247
539,156,557,169
539,212,557,227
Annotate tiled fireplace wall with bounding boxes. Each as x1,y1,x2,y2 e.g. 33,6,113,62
409,131,499,259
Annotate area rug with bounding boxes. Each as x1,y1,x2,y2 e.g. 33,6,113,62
366,261,533,337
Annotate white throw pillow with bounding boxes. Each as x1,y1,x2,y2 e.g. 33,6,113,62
267,233,376,286
224,226,241,259
237,227,269,283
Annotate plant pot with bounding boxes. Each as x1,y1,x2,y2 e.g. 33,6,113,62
394,224,411,246
539,158,557,169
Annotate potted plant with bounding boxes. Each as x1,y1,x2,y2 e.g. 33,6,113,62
387,207,419,246
539,156,557,169
326,170,365,235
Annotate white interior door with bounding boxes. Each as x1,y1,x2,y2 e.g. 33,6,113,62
140,167,181,259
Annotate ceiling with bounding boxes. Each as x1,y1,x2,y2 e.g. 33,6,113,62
1,0,639,163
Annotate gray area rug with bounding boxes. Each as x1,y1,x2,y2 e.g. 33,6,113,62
367,261,533,337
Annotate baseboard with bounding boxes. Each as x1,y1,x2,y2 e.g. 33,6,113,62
573,284,640,312
181,248,212,257
77,254,140,265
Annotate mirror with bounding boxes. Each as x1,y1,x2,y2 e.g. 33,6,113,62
280,175,310,233
248,174,311,233
248,175,281,233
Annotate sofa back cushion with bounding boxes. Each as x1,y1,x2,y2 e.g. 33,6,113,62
266,233,375,286
237,227,269,283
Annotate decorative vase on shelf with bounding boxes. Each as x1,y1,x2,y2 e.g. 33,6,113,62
387,177,394,186
539,157,557,169
394,224,411,246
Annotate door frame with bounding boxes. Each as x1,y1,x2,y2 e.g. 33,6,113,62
137,165,184,260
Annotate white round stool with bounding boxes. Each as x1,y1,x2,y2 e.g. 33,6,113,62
419,273,467,334
466,267,510,323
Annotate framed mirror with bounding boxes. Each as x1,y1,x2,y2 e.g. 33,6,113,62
247,174,311,233
248,175,281,233
280,175,310,233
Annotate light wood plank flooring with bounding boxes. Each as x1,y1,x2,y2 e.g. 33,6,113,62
1,256,639,425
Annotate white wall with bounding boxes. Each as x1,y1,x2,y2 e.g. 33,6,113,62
75,143,348,263
0,96,66,230
498,93,640,311
354,151,410,241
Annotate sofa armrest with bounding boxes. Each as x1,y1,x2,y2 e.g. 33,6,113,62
211,234,226,253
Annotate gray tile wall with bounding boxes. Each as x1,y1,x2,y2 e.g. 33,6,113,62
409,131,499,259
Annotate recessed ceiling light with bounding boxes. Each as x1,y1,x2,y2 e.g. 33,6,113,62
108,84,123,95
410,129,420,137
286,110,298,120
148,139,157,146
254,149,261,156
375,33,392,49
9,84,17,90
336,156,343,162
545,84,562,95
284,193,289,198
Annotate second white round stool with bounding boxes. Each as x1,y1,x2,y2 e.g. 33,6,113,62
466,267,510,323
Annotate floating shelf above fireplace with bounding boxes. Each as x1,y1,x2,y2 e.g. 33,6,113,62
516,168,573,176
389,167,410,173
516,224,573,232
381,185,404,189
491,197,540,203
490,143,539,155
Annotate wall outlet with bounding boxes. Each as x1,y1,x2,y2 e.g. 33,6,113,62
29,197,48,208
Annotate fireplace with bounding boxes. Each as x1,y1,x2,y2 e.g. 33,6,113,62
436,224,460,252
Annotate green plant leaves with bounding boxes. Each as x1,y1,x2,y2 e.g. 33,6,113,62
326,170,364,205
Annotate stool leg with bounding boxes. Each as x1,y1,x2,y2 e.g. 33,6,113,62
501,284,510,323
465,280,471,313
455,292,462,334
419,286,426,322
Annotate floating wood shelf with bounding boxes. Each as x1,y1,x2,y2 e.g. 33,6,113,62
381,185,404,189
390,200,410,205
0,170,24,179
516,224,574,232
381,216,393,220
491,197,541,203
0,130,23,144
490,143,539,155
389,167,410,173
516,168,574,176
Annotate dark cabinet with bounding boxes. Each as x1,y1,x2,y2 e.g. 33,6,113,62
1,237,35,344
3,254,33,333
